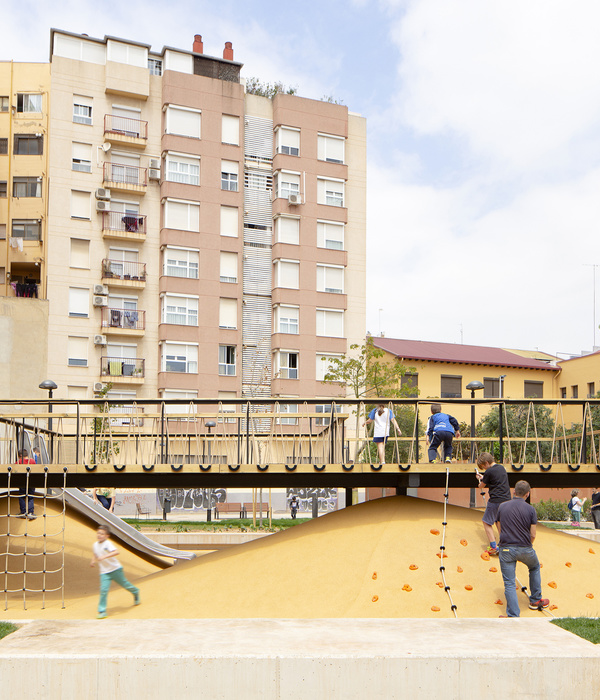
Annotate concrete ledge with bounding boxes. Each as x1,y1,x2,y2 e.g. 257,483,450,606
1,619,598,699
142,530,269,549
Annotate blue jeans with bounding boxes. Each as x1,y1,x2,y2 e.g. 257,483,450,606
18,487,35,515
428,431,454,461
98,568,139,615
499,546,542,617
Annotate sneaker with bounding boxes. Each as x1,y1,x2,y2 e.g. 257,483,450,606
134,593,141,606
486,546,499,556
15,513,27,519
445,458,452,463
97,612,107,619
27,514,36,520
529,598,549,610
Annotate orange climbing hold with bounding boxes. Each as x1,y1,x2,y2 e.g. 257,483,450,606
431,606,440,612
372,595,379,602
402,584,412,592
372,572,377,580
590,548,596,554
436,581,444,588
409,564,418,570
565,562,572,568
465,585,473,591
489,567,498,573
481,552,490,561
586,593,594,599
436,552,448,558
494,599,503,605
460,539,468,547
548,581,557,589
549,605,558,611
456,566,463,573
430,529,440,535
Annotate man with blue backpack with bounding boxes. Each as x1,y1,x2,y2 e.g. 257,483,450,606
426,403,461,463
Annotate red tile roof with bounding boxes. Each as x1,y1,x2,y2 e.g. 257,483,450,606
372,337,557,371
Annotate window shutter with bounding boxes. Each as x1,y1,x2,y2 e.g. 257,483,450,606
220,206,238,237
219,298,237,329
166,107,201,138
222,115,240,145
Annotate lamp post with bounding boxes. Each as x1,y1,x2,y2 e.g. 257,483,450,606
205,420,216,522
39,380,57,462
466,380,484,508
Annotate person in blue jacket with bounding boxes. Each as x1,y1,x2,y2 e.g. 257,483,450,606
426,403,460,463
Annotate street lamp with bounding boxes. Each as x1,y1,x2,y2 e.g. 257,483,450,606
39,380,57,462
205,420,216,522
466,380,484,508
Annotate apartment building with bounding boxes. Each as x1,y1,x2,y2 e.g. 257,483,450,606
0,30,366,407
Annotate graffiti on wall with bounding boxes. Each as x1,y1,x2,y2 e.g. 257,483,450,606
286,487,337,512
157,488,226,511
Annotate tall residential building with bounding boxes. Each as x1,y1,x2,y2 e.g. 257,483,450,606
0,30,366,405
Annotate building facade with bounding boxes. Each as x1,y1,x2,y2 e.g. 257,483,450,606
0,30,366,405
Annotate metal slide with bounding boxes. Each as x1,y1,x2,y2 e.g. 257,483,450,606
63,488,196,564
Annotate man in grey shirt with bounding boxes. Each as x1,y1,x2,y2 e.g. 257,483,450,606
496,480,549,618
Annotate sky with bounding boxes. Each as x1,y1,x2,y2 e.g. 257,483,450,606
3,0,600,358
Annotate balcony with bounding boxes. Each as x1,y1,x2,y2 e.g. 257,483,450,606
101,307,146,336
102,258,146,289
104,114,148,149
101,356,145,384
101,211,147,242
103,162,147,194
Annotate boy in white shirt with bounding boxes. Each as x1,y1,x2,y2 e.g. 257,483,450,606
91,525,140,619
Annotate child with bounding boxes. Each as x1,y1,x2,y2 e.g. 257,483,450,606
426,404,460,463
363,404,402,465
90,525,140,619
16,449,36,519
476,452,511,555
569,489,586,526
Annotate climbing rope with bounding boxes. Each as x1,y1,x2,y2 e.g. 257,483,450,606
439,467,458,618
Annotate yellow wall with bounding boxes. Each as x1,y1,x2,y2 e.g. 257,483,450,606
554,353,600,425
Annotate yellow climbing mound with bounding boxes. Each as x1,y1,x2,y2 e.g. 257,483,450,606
1,495,600,620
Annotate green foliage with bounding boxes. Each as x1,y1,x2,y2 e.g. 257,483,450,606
476,403,556,462
245,77,297,98
362,405,424,463
321,95,345,105
0,622,17,640
534,499,570,522
174,522,189,533
90,382,120,465
551,617,600,644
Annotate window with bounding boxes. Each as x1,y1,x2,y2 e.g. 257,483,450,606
275,171,300,199
162,294,198,326
164,199,199,231
276,351,298,379
17,93,42,113
316,353,343,381
318,133,345,163
571,385,578,399
588,382,596,398
70,239,90,269
278,403,299,425
484,377,500,399
441,375,462,399
108,294,137,311
14,134,43,155
317,265,344,294
524,381,544,398
221,160,239,191
163,247,199,278
317,220,344,250
220,205,238,237
107,40,147,67
12,220,41,240
106,248,139,277
317,177,344,207
220,252,238,283
73,95,92,125
68,288,89,318
110,105,142,137
162,343,198,373
560,387,567,399
275,216,299,245
166,153,200,185
165,105,201,138
13,177,41,197
275,305,299,334
70,190,91,220
401,373,419,398
222,115,240,145
67,337,88,367
67,385,88,400
316,309,344,337
0,97,8,112
72,142,92,173
274,260,299,289
148,58,162,75
109,153,142,185
162,390,198,419
276,127,300,156
0,138,7,154
0,182,6,198
219,345,236,376
219,298,237,329
315,403,340,427
0,225,6,240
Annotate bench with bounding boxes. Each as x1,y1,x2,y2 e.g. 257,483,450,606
242,502,271,519
136,502,151,519
214,502,245,519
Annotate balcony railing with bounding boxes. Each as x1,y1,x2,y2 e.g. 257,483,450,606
103,162,148,187
101,211,147,235
11,282,39,298
104,114,148,140
102,258,147,282
101,356,145,378
101,307,146,331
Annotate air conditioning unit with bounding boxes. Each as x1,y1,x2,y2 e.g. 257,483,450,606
150,159,160,169
96,200,110,212
288,193,302,205
93,284,108,296
93,382,105,393
149,168,161,180
95,188,111,201
93,296,109,307
93,334,107,346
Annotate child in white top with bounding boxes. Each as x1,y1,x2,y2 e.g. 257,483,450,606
569,489,586,525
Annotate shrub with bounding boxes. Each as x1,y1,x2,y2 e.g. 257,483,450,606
534,499,570,521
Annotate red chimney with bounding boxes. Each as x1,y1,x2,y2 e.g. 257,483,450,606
193,34,203,54
223,42,233,61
